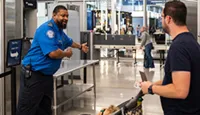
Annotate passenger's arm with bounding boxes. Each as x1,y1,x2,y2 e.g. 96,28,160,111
141,43,191,99
153,71,190,99
153,80,163,85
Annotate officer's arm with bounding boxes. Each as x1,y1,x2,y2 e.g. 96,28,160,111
63,33,88,52
71,42,82,49
63,33,81,49
71,42,88,53
49,49,71,59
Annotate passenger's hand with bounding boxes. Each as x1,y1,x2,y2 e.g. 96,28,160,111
65,48,73,58
81,43,89,53
140,81,152,94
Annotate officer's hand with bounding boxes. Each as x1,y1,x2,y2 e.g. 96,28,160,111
65,48,73,58
82,43,89,53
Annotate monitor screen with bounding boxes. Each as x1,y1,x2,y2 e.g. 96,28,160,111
21,39,32,59
6,39,22,67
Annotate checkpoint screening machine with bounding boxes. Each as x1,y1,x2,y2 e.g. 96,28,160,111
93,34,137,64
93,34,169,67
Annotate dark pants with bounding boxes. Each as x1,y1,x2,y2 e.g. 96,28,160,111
17,67,53,115
144,43,155,68
137,31,140,37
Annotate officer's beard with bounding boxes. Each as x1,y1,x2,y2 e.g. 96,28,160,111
57,20,67,29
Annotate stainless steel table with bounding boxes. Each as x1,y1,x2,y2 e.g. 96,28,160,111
53,60,99,115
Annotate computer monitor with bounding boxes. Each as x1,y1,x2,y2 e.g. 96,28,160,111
6,39,22,67
139,71,148,81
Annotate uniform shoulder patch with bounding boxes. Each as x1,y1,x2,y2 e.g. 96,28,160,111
48,22,53,27
47,30,54,38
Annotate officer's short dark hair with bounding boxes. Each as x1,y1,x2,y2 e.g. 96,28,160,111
164,1,187,26
53,5,68,14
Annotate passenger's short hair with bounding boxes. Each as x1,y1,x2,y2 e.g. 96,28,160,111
164,1,187,26
53,5,67,14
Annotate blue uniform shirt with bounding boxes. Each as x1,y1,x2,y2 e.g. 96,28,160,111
22,19,73,75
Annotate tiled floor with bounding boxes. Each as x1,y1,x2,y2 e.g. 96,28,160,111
58,59,164,115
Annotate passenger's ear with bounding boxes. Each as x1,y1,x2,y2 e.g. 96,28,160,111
166,15,172,24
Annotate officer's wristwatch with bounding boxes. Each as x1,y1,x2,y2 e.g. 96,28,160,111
79,45,82,50
148,84,154,95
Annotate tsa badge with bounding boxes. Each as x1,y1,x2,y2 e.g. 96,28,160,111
47,30,54,38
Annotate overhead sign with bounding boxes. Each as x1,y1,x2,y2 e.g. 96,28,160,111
7,39,22,67
122,0,155,5
24,0,37,9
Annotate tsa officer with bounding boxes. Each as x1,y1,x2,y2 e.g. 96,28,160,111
16,5,88,115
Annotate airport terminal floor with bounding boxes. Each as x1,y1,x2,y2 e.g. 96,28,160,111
57,60,164,115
